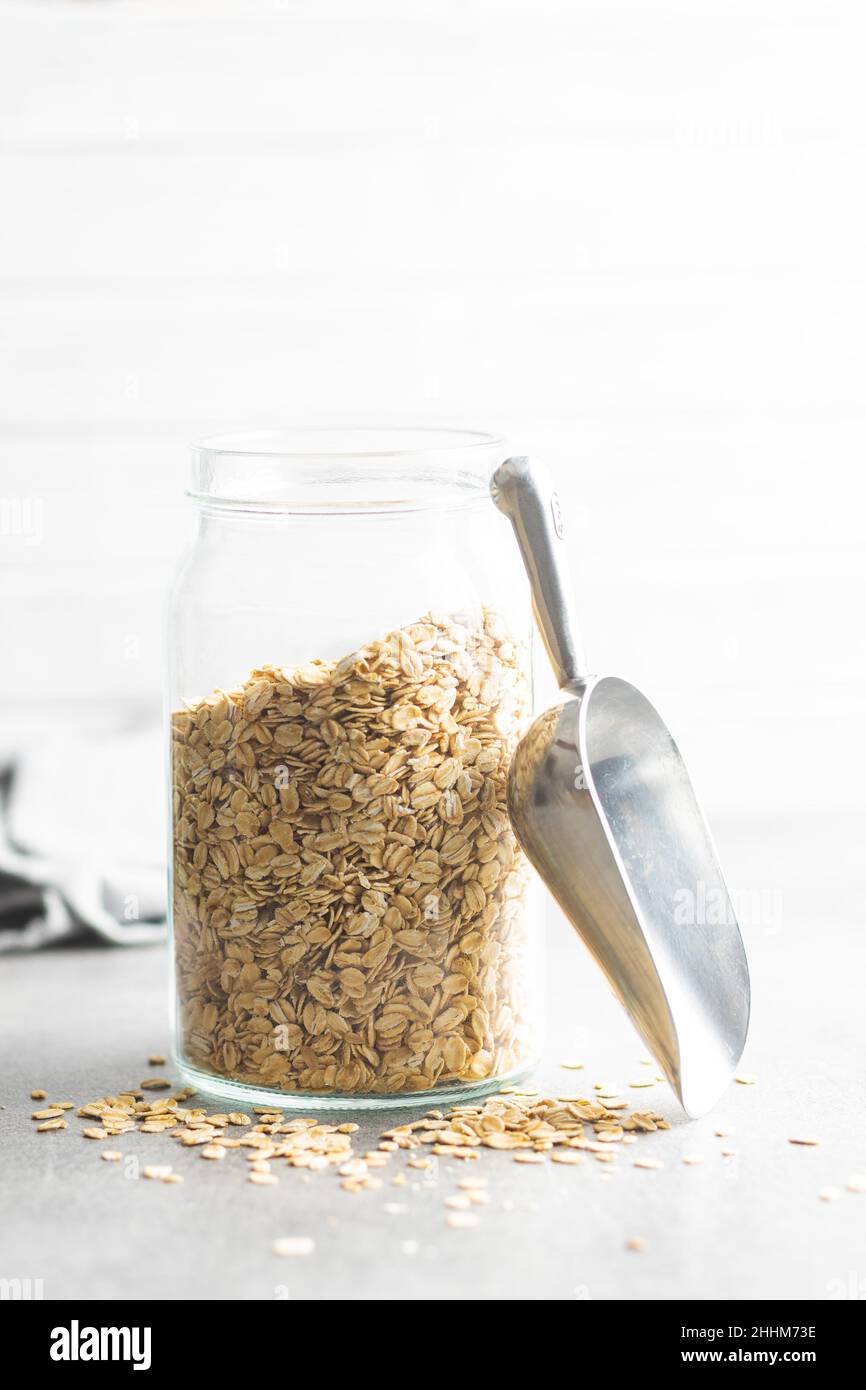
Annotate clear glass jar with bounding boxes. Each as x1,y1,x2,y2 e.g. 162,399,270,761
167,428,542,1109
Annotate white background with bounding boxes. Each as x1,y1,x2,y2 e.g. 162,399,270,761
1,0,864,821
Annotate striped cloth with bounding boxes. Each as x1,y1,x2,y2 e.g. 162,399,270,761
0,717,166,951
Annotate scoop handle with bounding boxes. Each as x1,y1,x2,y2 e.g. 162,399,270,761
491,456,587,690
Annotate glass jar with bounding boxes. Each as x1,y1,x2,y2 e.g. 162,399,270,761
167,428,542,1109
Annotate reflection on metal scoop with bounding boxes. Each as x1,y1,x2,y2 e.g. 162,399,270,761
492,457,750,1117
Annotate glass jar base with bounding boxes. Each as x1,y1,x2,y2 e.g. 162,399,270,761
174,1055,540,1113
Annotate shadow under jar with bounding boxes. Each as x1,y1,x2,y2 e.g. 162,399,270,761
167,429,542,1109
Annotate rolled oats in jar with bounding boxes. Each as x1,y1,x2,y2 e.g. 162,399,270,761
167,431,542,1108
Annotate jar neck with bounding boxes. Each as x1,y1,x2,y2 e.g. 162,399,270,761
188,429,505,517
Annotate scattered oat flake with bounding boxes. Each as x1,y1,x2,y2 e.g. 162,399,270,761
559,1060,584,1070
30,1068,679,1205
82,1127,107,1140
148,1054,167,1066
140,1077,172,1090
735,1073,757,1085
714,1127,734,1138
819,1187,841,1202
272,1236,315,1257
847,1175,866,1193
162,1173,184,1184
143,1165,173,1180
446,1211,480,1229
101,1151,123,1162
626,1237,648,1253
445,1194,472,1210
30,1089,47,1100
32,1108,64,1121
721,1148,738,1158
682,1155,704,1166
788,1136,820,1147
634,1158,663,1170
338,1159,367,1179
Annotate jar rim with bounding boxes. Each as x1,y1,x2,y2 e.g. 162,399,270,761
193,427,504,461
189,427,507,516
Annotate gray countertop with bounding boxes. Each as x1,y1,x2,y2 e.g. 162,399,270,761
2,813,864,1302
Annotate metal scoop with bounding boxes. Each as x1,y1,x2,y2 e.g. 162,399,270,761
492,457,750,1117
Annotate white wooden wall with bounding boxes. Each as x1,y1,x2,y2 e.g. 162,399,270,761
1,0,864,816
